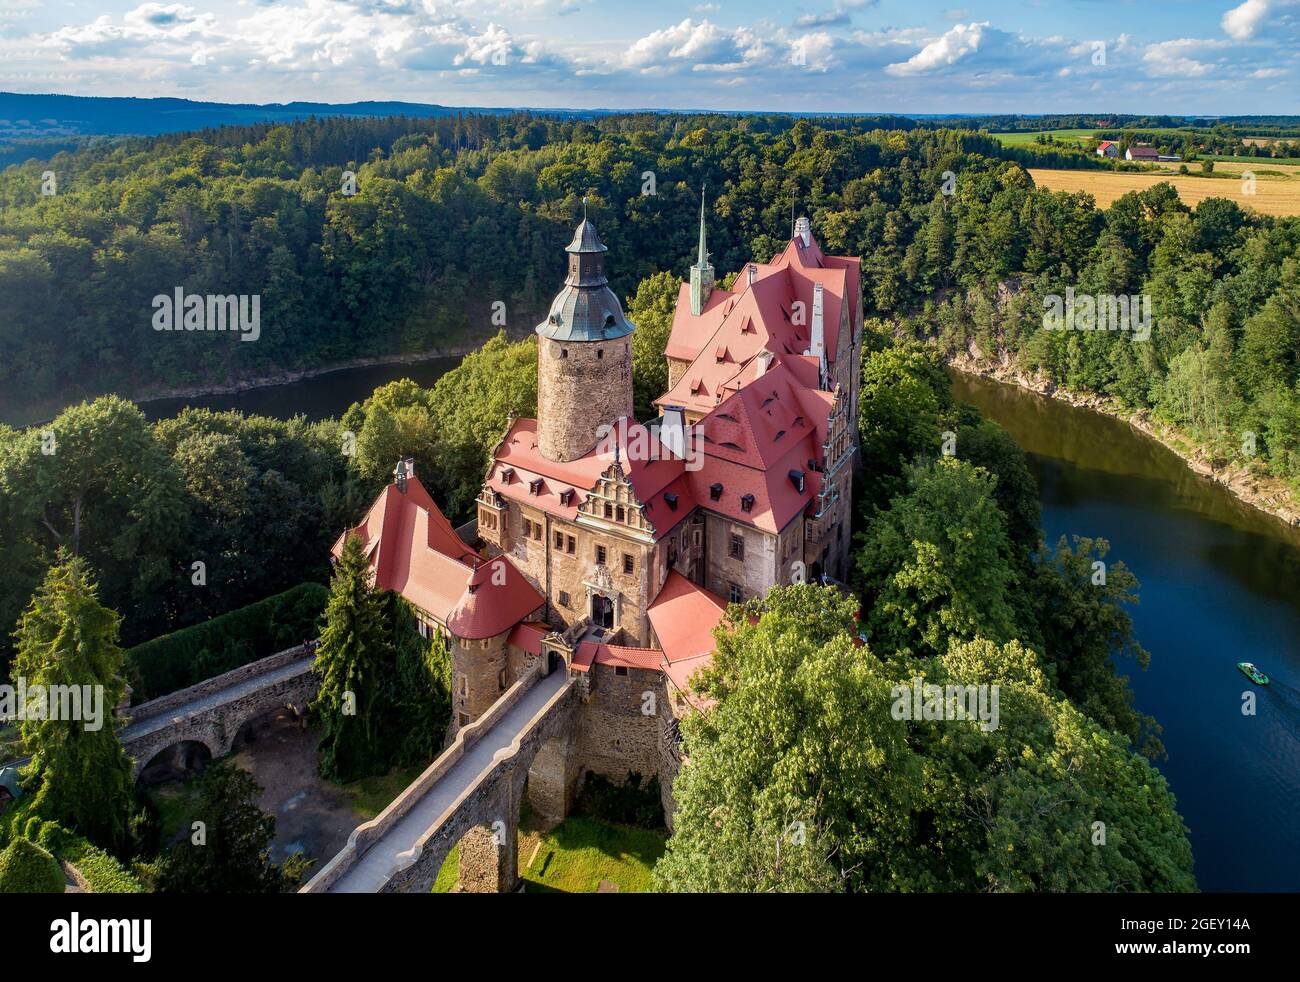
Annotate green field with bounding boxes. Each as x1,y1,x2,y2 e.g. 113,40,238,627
991,128,1098,147
432,815,667,894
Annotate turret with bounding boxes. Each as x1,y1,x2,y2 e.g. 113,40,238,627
535,216,635,463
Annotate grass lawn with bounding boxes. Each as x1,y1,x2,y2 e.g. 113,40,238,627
339,764,426,820
991,128,1098,147
430,814,667,893
522,816,666,893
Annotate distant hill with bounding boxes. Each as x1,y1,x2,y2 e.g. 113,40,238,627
0,93,605,140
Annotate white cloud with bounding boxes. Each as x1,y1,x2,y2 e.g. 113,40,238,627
623,19,769,74
885,21,986,76
1222,0,1270,40
1142,38,1228,77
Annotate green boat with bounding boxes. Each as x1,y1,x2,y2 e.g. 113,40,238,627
1237,662,1270,686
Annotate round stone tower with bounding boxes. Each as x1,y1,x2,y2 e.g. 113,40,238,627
536,217,635,463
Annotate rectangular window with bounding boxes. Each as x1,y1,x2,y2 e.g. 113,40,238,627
615,665,628,676
559,590,571,608
522,518,532,539
730,533,745,560
622,553,634,575
555,530,564,549
596,545,607,566
458,712,470,727
566,535,576,554
604,503,613,519
498,669,507,691
533,522,542,541
458,674,468,696
728,582,743,604
616,506,625,523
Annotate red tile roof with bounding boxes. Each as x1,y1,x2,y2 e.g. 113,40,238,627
487,416,697,541
507,621,549,656
571,641,665,673
332,476,544,640
647,571,727,684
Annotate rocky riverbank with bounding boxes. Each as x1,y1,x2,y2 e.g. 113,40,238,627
948,351,1300,529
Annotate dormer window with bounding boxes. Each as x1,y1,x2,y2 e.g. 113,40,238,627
665,492,678,511
501,467,515,483
559,488,574,506
789,469,806,494
709,483,723,501
604,314,616,328
529,478,543,496
740,493,754,513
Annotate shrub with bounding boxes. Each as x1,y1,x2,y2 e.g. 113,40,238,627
125,582,327,700
59,837,144,893
575,771,664,829
36,820,72,855
0,837,65,893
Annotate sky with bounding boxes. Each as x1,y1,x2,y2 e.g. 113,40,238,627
0,0,1297,114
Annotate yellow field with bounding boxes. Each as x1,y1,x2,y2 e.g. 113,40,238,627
1028,168,1300,217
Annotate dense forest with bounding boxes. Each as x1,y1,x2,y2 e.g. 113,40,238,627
3,110,1294,424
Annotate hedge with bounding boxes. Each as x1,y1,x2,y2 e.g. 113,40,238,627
21,818,145,894
125,582,328,702
0,836,64,893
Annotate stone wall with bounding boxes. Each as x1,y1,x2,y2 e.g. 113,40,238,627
126,645,311,726
451,628,511,734
537,335,633,463
574,663,663,786
704,511,779,603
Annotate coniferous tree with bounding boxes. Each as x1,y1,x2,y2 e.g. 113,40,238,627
11,554,134,853
310,533,394,782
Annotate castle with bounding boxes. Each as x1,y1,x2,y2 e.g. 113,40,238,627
334,205,862,822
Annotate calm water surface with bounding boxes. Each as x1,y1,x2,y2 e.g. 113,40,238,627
137,356,461,422
953,371,1300,892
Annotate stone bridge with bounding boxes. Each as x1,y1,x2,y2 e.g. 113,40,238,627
303,666,578,894
122,646,318,780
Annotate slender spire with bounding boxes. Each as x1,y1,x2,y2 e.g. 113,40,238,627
696,186,708,268
690,186,715,316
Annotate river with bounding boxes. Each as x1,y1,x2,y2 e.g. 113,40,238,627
135,356,462,422
952,370,1300,892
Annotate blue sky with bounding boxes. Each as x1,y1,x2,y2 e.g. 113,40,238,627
1,0,1296,113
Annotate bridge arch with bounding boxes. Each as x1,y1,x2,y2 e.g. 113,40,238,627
135,738,217,785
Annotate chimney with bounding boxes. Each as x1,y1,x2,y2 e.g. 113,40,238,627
746,263,757,287
395,457,414,493
795,216,811,248
661,406,686,459
805,283,827,387
755,351,774,377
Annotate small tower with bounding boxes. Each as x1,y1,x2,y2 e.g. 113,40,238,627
535,216,635,463
689,190,715,315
